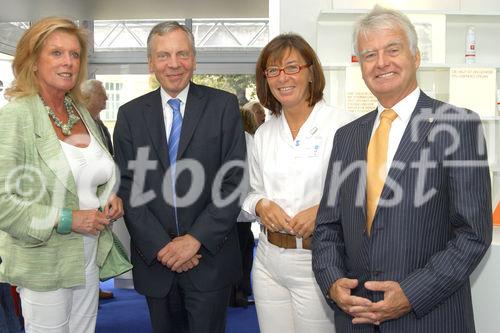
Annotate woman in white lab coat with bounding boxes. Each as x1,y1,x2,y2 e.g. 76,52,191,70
242,33,353,333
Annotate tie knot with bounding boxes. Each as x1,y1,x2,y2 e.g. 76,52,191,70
380,109,397,123
168,98,181,112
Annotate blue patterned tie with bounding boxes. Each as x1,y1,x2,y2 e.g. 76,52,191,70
167,98,182,235
167,98,182,165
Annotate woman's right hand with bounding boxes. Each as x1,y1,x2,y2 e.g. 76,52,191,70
255,199,293,233
71,210,111,236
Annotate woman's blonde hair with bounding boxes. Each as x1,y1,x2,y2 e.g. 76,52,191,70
5,17,88,104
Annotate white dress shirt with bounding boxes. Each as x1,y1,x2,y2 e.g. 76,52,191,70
160,84,190,142
372,87,420,174
242,100,355,217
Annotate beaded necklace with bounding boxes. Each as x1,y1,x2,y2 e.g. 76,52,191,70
42,95,80,136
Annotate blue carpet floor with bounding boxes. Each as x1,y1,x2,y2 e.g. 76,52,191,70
96,280,260,333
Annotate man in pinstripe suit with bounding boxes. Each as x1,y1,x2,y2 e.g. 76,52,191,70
312,5,492,333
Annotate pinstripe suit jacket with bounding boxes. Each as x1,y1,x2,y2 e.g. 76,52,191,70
312,91,492,333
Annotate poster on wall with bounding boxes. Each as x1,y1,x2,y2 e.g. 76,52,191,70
345,65,377,114
449,67,497,118
449,66,498,174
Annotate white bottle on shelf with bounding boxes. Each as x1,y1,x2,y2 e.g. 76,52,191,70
465,25,476,64
497,89,500,116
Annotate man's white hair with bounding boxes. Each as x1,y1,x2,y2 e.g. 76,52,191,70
81,79,105,106
352,4,419,58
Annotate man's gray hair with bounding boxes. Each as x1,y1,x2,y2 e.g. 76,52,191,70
147,21,196,58
352,5,418,58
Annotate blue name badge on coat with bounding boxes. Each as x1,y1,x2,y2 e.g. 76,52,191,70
294,136,322,158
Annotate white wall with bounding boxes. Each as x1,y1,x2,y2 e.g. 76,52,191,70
461,0,500,12
271,0,332,49
0,57,14,108
0,0,269,21
274,0,500,48
471,230,500,333
331,0,460,11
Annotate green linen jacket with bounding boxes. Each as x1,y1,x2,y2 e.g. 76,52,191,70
0,94,131,291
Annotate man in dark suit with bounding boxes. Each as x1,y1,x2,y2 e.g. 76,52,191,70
113,21,245,333
312,5,492,333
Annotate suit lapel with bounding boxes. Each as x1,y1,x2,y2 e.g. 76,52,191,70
357,110,378,216
177,82,206,159
32,96,77,197
356,111,377,161
352,112,377,270
380,91,436,201
142,89,169,172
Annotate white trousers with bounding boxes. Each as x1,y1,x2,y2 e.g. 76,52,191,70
19,235,99,333
252,232,336,333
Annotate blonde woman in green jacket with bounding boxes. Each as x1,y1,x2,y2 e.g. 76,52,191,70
0,17,131,333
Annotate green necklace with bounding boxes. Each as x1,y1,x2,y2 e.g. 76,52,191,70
43,95,81,136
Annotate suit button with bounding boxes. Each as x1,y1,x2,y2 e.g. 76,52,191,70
371,270,382,277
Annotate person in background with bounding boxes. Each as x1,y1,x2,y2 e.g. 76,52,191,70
245,100,266,126
0,282,21,333
0,17,131,333
81,79,113,156
241,101,260,132
81,79,114,300
114,21,245,333
230,101,262,308
242,33,353,333
312,6,491,333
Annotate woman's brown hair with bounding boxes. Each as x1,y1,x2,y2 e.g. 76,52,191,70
255,33,325,116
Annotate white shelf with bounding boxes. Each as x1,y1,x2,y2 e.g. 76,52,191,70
323,63,500,70
318,10,500,21
323,63,454,70
481,116,500,121
317,10,500,66
446,13,500,24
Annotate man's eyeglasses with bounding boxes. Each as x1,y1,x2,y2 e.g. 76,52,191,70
264,64,311,78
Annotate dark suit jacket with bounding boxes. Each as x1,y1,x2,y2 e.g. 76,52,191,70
312,91,492,333
95,118,113,155
114,83,245,297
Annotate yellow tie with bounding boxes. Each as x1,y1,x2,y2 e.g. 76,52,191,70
366,109,398,235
